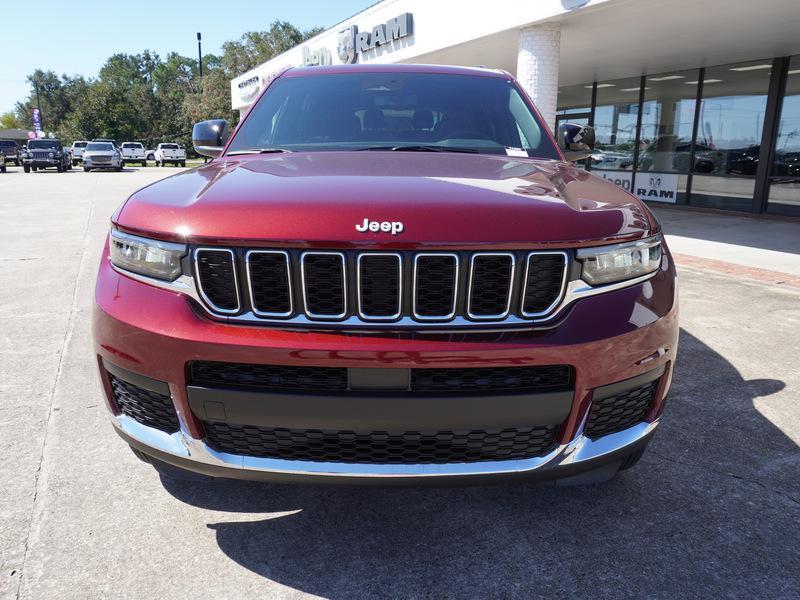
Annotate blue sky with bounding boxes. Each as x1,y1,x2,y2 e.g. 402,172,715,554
0,0,373,114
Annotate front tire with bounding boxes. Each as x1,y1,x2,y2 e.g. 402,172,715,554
180,161,186,167
155,160,161,167
83,167,91,172
23,165,30,173
141,161,147,167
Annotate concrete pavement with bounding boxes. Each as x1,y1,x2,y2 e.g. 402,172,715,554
1,166,798,599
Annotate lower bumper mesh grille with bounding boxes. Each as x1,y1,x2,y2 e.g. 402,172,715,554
203,422,560,463
584,379,658,438
189,361,572,393
109,374,179,434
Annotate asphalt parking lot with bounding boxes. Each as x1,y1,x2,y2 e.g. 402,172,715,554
1,165,799,599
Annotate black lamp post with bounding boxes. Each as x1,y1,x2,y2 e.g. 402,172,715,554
197,32,203,77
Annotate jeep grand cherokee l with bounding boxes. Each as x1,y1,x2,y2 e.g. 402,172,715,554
93,65,678,485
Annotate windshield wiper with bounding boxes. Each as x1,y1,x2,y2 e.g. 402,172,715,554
226,148,293,155
357,145,479,153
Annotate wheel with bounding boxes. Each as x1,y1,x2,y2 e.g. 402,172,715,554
23,165,30,173
115,164,122,172
14,159,19,166
83,167,91,172
180,161,186,167
72,160,77,167
56,164,63,172
141,161,147,167
1,166,6,173
155,160,160,167
65,162,71,171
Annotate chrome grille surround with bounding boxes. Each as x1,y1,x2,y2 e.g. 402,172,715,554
194,248,240,314
520,251,569,318
110,246,663,330
357,252,403,321
300,251,348,320
245,250,293,318
412,253,459,321
466,252,516,320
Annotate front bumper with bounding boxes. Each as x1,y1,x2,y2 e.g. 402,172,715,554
94,246,678,483
23,158,60,167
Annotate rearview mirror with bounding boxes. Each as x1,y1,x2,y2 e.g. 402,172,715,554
192,119,230,158
557,123,595,162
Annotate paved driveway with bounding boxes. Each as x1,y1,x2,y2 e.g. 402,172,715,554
1,166,798,599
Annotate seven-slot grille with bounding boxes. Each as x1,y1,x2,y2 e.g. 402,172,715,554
193,249,568,325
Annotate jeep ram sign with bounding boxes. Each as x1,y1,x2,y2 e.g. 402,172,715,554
337,13,414,64
598,171,679,204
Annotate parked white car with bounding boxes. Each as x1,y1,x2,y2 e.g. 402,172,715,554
71,141,89,166
121,142,147,166
154,143,186,167
83,141,122,172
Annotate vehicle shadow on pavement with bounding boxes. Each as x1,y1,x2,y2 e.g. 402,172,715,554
160,328,798,598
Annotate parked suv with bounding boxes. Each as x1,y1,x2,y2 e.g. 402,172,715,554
0,140,20,166
94,65,678,486
121,142,147,167
21,139,71,172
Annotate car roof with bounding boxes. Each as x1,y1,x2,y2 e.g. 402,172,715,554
280,63,509,79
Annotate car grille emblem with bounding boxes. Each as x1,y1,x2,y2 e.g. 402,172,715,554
355,218,404,235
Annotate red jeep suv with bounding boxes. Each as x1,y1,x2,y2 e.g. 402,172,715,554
93,65,678,485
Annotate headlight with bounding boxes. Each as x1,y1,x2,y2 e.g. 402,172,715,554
48,152,54,158
109,229,186,281
576,235,662,286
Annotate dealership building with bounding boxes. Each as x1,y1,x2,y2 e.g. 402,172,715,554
231,0,800,217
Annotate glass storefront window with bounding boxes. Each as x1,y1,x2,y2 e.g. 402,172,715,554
768,56,800,216
555,83,592,117
636,70,699,175
591,77,641,171
690,59,771,210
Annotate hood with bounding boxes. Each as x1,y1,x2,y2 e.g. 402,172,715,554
86,150,116,157
116,152,655,248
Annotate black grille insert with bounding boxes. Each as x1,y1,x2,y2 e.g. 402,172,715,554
414,254,458,318
190,361,348,392
411,365,571,393
109,374,179,434
203,422,560,463
302,253,346,318
195,249,239,312
189,361,571,394
585,380,658,438
358,254,401,319
468,254,514,318
522,253,566,315
247,251,292,316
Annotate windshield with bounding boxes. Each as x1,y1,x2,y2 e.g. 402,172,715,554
226,72,559,158
86,142,113,151
0,140,17,148
28,140,59,149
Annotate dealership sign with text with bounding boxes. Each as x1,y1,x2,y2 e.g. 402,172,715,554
598,171,678,204
338,13,414,64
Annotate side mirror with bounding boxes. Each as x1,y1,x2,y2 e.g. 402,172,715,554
192,119,230,158
557,123,595,162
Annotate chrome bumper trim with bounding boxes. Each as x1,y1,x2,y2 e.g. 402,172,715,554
111,413,658,479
